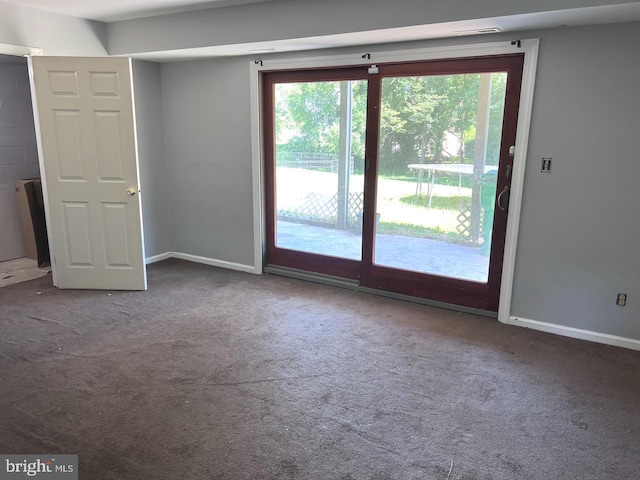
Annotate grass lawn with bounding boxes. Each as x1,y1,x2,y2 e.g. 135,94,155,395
380,173,474,189
376,221,465,243
276,166,481,243
400,194,469,211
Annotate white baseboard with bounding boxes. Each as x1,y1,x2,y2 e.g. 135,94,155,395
509,316,640,352
145,252,172,265
171,252,259,274
145,251,259,274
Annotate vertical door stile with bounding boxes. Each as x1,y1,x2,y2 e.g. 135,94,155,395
361,70,382,278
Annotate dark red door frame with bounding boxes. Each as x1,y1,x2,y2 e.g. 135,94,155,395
262,67,369,280
360,55,524,311
262,54,525,312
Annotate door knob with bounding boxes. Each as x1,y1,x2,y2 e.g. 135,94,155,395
126,187,138,196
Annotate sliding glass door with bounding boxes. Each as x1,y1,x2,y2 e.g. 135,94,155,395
263,55,524,311
361,56,523,311
264,68,369,279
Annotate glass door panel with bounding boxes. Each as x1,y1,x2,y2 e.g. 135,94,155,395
373,72,507,283
274,80,367,261
264,55,524,311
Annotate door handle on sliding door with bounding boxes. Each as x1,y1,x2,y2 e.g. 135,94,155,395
497,185,510,212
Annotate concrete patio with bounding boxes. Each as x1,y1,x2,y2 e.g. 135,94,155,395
276,220,490,282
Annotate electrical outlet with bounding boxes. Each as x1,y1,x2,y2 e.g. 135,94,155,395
541,158,552,172
616,293,627,307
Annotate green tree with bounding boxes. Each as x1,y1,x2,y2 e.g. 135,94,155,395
378,74,481,175
274,73,507,176
275,80,367,162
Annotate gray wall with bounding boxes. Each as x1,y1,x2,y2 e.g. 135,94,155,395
0,0,107,56
511,23,640,339
132,60,172,258
0,59,38,185
161,58,255,266
0,58,38,261
158,22,640,340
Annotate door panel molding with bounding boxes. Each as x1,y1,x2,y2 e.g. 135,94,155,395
31,56,146,290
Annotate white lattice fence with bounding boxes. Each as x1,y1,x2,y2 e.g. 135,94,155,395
456,200,484,244
279,192,364,229
347,192,364,229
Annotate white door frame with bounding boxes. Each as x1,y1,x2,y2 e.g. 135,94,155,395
0,43,42,57
249,38,540,324
0,43,57,283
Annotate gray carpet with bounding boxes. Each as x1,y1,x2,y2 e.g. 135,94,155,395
1,259,639,479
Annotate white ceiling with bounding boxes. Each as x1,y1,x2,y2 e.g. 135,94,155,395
4,0,272,22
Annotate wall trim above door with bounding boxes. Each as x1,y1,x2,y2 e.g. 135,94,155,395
0,42,42,57
249,38,540,324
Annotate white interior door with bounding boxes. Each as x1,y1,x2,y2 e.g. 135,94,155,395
31,57,146,290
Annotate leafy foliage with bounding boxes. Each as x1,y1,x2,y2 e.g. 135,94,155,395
274,72,507,176
275,81,367,160
379,74,479,174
